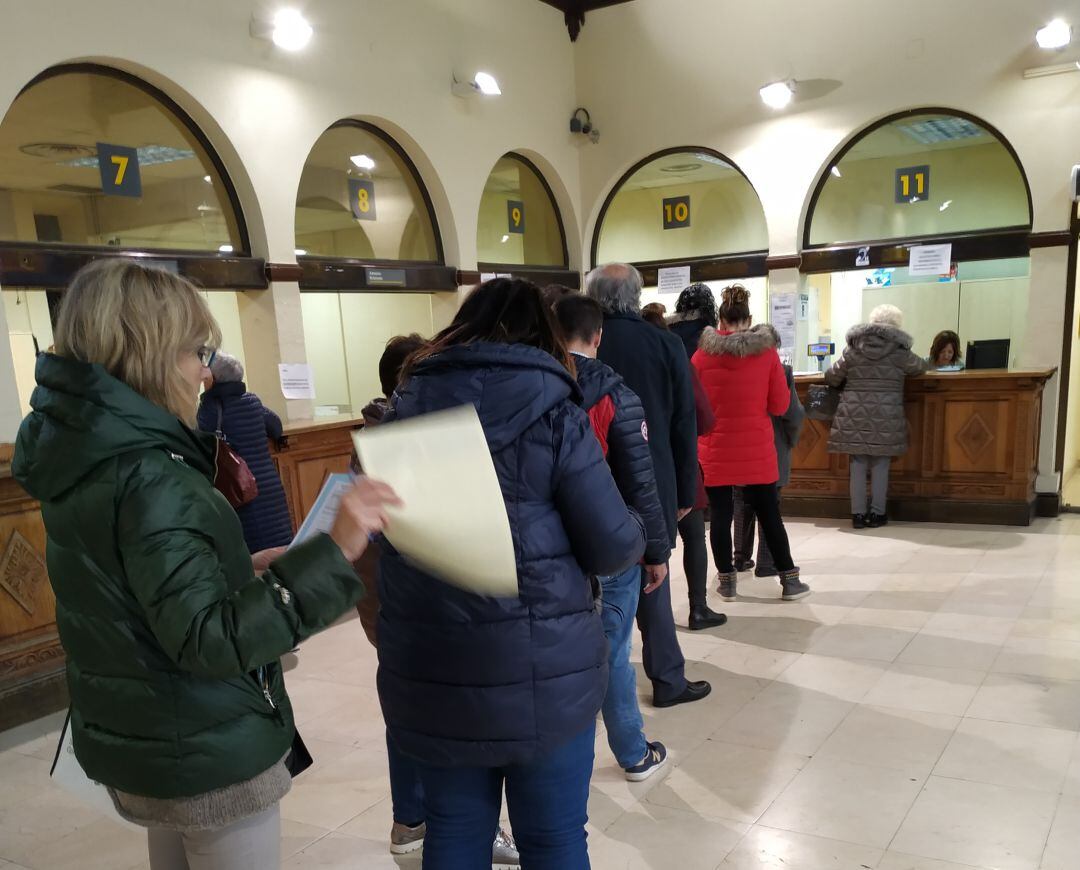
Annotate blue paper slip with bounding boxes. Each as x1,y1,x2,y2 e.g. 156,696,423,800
289,473,353,549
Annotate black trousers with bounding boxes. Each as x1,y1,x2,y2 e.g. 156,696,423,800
677,509,709,608
634,564,688,704
707,484,795,575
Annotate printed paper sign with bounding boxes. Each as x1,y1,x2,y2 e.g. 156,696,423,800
769,292,797,352
278,363,316,400
908,243,953,277
657,266,691,295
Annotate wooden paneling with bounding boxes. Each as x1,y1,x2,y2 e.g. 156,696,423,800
785,370,1054,525
0,471,67,732
270,417,364,530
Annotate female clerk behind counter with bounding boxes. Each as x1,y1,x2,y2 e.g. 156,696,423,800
928,330,965,371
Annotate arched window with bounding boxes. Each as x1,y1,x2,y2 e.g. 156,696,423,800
477,153,567,269
804,109,1031,249
0,64,248,256
295,120,442,263
592,148,768,269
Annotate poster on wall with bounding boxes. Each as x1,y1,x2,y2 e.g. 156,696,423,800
657,265,692,294
278,363,316,400
908,243,952,276
769,292,797,355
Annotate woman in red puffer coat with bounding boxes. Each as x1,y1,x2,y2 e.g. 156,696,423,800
692,285,810,603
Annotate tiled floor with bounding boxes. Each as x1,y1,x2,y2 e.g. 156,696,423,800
3,515,1080,869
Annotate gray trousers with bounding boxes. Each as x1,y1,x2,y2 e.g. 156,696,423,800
147,805,280,870
849,455,891,516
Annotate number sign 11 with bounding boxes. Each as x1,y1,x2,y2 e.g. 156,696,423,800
663,195,690,229
895,165,930,203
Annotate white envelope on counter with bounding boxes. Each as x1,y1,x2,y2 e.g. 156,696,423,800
353,404,518,597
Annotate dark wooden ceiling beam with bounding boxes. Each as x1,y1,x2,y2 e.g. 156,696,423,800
539,0,635,41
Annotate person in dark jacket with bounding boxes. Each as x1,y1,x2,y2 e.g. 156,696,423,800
555,295,688,782
197,353,293,553
360,333,428,429
587,263,712,709
12,259,397,870
826,304,927,528
733,324,806,578
667,282,718,359
378,278,645,870
694,284,810,602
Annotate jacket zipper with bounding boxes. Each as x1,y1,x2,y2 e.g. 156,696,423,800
257,665,277,711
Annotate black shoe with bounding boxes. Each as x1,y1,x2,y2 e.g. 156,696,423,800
734,559,755,573
852,514,866,529
754,566,779,578
689,605,727,630
654,680,712,708
867,512,888,528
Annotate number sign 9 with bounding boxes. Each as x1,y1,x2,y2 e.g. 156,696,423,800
507,200,525,234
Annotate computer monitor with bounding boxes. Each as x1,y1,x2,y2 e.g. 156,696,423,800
966,338,1010,370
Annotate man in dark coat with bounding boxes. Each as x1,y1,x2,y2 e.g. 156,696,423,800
586,263,711,708
197,353,293,553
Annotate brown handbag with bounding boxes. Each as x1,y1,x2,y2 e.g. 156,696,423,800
212,402,259,508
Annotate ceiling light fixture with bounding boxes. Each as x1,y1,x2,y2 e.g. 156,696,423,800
250,8,313,51
218,244,234,253
759,80,795,110
830,166,842,178
295,248,308,256
203,175,212,183
501,234,510,243
349,154,376,170
939,200,953,212
1022,59,1080,78
1036,19,1072,49
452,71,501,98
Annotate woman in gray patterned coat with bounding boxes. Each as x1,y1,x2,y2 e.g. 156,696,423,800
825,304,927,529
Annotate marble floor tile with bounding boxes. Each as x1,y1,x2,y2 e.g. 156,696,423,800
719,824,883,869
966,673,1080,731
863,663,986,717
815,704,958,777
805,623,917,663
717,680,854,756
599,802,749,869
1039,794,1080,870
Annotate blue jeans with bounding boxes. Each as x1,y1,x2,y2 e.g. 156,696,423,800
387,731,425,826
414,724,595,870
599,564,648,769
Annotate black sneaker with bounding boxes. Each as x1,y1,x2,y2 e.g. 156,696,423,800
867,512,888,528
852,514,867,530
623,741,669,782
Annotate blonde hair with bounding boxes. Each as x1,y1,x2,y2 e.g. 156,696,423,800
869,303,903,328
53,259,221,425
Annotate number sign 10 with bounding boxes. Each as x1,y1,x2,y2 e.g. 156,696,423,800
663,195,690,229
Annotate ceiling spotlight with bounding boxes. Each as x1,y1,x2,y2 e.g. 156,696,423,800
452,72,501,98
251,8,313,51
1036,19,1072,49
501,234,510,243
759,80,795,110
350,154,376,170
218,244,234,253
203,175,212,183
939,200,953,212
830,166,842,178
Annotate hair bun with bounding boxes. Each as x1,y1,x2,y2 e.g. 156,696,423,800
722,284,750,306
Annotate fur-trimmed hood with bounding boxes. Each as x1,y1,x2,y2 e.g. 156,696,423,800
698,326,776,358
845,322,914,361
666,311,708,326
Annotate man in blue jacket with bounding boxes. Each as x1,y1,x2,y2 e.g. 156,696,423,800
556,295,672,780
586,263,713,708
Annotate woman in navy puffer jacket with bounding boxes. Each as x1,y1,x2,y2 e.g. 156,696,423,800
197,353,293,552
377,278,646,870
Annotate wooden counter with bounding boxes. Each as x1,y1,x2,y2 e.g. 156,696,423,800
786,369,1055,526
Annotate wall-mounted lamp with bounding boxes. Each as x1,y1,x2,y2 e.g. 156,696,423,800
250,8,313,52
759,80,796,110
570,108,600,143
1036,19,1072,50
452,72,501,98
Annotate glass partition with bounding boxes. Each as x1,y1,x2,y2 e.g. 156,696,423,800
0,66,245,252
296,121,440,262
595,149,768,264
806,112,1031,247
477,154,566,267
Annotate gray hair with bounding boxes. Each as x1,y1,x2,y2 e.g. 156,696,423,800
869,303,903,328
585,263,643,314
209,351,244,383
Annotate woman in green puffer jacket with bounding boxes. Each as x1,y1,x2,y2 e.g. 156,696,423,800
13,259,400,870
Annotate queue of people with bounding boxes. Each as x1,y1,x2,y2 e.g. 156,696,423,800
14,256,940,870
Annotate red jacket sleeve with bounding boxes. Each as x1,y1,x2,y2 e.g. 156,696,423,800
766,353,791,417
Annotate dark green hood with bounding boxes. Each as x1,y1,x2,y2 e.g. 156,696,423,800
13,353,215,501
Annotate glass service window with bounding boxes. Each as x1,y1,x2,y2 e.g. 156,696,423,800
295,122,440,262
595,150,768,264
0,67,244,252
807,112,1031,247
477,154,566,267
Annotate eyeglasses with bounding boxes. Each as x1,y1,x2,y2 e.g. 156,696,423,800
197,347,217,367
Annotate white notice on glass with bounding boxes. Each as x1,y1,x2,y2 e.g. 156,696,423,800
657,266,692,295
769,292,797,352
908,243,953,277
353,405,518,597
289,473,353,549
479,273,497,282
278,364,315,400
